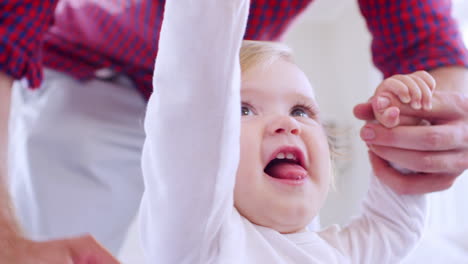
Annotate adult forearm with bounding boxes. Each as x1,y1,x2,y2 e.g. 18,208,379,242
0,72,22,238
429,66,468,94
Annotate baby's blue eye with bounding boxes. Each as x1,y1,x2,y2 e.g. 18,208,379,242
291,108,309,118
241,105,254,116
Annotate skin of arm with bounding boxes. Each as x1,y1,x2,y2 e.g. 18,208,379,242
0,71,21,240
354,66,468,194
0,73,120,263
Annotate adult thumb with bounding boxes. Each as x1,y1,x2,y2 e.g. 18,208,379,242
67,235,120,264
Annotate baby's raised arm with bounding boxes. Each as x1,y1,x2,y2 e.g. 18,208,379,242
139,0,249,263
372,70,436,128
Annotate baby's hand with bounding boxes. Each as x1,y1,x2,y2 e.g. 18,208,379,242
372,70,436,128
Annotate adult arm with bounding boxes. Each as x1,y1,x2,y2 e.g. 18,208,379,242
139,0,249,263
0,1,60,88
358,0,468,78
355,0,468,194
0,72,21,248
0,2,120,263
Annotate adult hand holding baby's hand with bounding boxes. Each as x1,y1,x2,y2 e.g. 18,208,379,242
0,234,120,264
369,71,436,128
354,69,468,194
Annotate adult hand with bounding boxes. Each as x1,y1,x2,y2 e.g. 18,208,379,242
0,234,120,264
354,89,468,194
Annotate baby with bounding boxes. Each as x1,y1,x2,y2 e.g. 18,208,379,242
139,0,429,263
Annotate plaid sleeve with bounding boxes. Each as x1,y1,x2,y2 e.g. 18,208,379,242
0,1,58,88
359,0,468,77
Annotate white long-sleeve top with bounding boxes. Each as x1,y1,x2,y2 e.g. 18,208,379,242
139,0,427,263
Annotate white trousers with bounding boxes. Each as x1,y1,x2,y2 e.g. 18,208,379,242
8,69,146,254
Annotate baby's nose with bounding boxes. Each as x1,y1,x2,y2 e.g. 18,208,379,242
268,116,301,135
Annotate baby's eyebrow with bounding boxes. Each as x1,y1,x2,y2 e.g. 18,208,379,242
240,87,318,107
293,94,317,105
240,86,260,94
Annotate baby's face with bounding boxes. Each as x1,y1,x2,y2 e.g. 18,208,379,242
234,59,331,234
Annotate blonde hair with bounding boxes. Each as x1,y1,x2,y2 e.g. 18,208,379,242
240,40,294,74
239,40,338,188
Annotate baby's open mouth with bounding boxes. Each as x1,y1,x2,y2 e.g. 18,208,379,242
264,149,307,180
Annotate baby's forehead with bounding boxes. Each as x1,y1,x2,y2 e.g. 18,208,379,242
241,80,316,101
241,60,316,99
240,86,317,106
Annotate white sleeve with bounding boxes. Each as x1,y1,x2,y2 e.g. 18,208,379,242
319,175,427,264
139,1,250,263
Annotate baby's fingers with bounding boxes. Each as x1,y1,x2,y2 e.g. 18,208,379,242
380,106,400,128
372,94,402,128
412,70,436,91
410,73,433,110
379,78,411,103
411,71,436,110
392,75,422,110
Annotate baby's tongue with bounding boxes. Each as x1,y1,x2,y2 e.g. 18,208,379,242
266,162,307,179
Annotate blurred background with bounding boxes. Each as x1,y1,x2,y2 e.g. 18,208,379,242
118,0,468,262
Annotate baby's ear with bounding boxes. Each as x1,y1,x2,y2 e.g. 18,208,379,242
371,92,401,128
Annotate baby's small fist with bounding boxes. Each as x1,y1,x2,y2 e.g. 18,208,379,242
372,95,400,128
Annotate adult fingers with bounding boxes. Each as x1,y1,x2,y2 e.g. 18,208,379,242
67,235,120,264
0,237,75,264
381,91,468,121
368,151,459,195
353,102,421,125
360,122,468,151
368,144,468,174
398,115,426,126
353,101,374,121
355,91,468,123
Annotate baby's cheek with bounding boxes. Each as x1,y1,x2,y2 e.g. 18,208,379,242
239,128,257,157
238,127,261,176
305,128,331,167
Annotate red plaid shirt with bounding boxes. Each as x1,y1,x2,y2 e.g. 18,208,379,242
1,0,467,99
